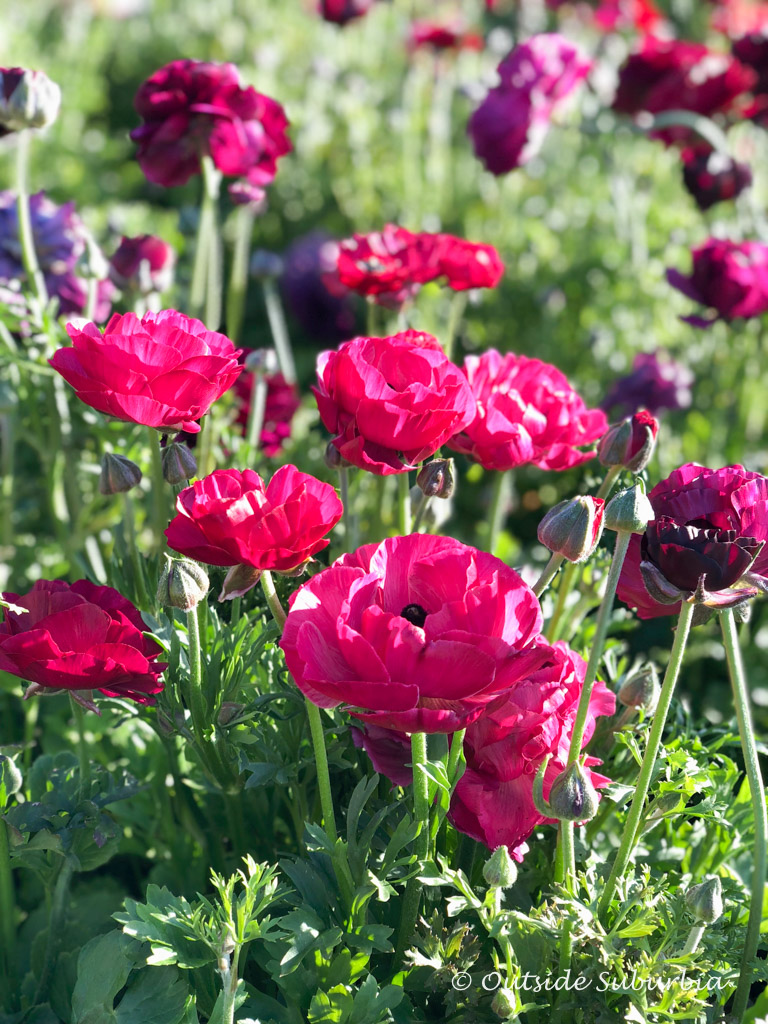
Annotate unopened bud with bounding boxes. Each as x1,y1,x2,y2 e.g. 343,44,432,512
99,452,142,495
162,442,197,485
482,845,518,888
618,665,660,712
685,876,723,924
598,411,659,474
0,67,61,132
0,755,22,802
109,235,175,295
250,249,284,280
324,440,346,470
244,348,279,375
491,986,518,1019
157,557,209,611
548,763,600,822
537,496,605,563
416,458,455,499
218,702,245,726
604,484,654,535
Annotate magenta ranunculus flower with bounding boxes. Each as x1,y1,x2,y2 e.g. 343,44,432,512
449,641,615,859
667,238,768,325
50,310,242,433
130,60,291,189
314,331,476,475
0,580,166,705
447,350,608,472
280,534,547,734
617,463,768,619
165,467,343,597
108,234,175,295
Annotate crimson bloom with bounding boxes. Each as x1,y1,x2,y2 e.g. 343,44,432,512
667,238,768,324
109,234,175,295
50,310,242,433
314,331,476,475
434,236,504,291
681,148,752,210
130,60,291,189
319,0,374,24
617,463,768,618
733,32,768,94
407,20,483,53
165,466,343,597
280,534,546,734
0,580,166,705
447,350,608,472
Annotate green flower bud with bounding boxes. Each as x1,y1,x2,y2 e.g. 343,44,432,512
98,452,142,495
537,495,605,563
157,557,209,611
0,68,61,132
685,876,723,924
416,459,455,499
618,665,660,712
598,412,659,474
604,484,654,535
491,986,518,1020
162,441,197,485
0,754,22,803
547,762,600,822
482,845,518,888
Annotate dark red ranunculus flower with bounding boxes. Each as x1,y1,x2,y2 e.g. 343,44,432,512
326,225,440,307
733,31,768,92
0,580,166,704
233,368,300,456
407,20,484,52
280,534,547,734
681,147,752,210
50,310,242,433
617,463,768,618
109,234,175,295
351,722,413,786
667,238,768,324
601,351,694,416
130,60,291,189
449,641,615,859
447,349,608,472
314,331,476,475
319,0,374,24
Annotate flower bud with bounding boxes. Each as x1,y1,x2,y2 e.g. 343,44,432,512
416,458,455,499
250,249,284,280
490,987,518,1020
162,442,197,485
0,754,22,801
98,452,142,495
604,484,654,535
537,496,605,563
324,441,347,471
0,67,61,133
244,348,279,375
685,876,723,924
109,235,175,296
228,180,267,211
618,665,660,712
482,845,518,888
157,557,209,611
598,410,659,474
218,702,245,726
547,762,600,822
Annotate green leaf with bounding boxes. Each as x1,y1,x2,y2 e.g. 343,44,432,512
71,931,141,1022
116,968,189,1024
308,984,354,1024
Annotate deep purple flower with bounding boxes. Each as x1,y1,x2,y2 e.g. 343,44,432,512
667,238,768,325
280,231,358,344
601,352,693,417
681,148,752,211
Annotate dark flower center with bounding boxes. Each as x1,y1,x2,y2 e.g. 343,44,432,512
400,603,428,628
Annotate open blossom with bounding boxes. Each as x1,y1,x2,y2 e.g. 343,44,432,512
601,351,694,416
314,331,476,475
280,534,547,734
450,642,615,858
108,234,175,295
617,463,768,618
319,0,374,24
130,60,291,189
50,310,242,433
592,0,663,33
0,580,166,704
667,238,768,324
447,350,608,472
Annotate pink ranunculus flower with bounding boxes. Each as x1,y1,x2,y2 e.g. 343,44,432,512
667,238,768,324
617,463,768,619
314,331,476,475
449,640,615,859
279,534,547,734
50,310,242,433
0,580,166,705
447,350,608,472
165,466,343,597
130,60,291,189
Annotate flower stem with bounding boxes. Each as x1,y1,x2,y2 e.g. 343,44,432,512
338,466,356,552
15,130,48,307
304,699,338,844
395,732,430,960
263,279,296,385
487,470,511,556
0,817,16,995
443,291,467,362
0,413,14,549
226,205,254,345
33,856,76,1004
598,600,695,920
185,605,207,739
190,156,222,327
596,464,622,501
397,472,412,534
546,561,579,642
147,427,167,553
411,491,431,533
245,370,268,457
69,694,91,800
260,570,286,630
720,607,768,1020
533,552,565,599
682,923,706,956
446,728,466,786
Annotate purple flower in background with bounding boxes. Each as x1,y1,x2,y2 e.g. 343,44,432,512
667,238,768,325
0,190,112,321
280,231,358,344
601,352,694,417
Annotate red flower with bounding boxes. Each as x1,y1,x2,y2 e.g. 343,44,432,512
617,463,768,618
733,32,768,93
667,238,768,324
50,310,242,434
0,580,166,704
130,60,291,189
447,350,608,472
434,236,504,291
233,369,300,456
165,465,343,577
327,225,440,306
314,331,476,475
319,0,374,24
450,641,615,858
280,534,546,734
407,20,484,52
109,234,175,295
593,0,663,33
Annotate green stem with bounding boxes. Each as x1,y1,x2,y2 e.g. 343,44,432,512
446,728,466,786
596,464,622,502
226,205,255,345
230,596,242,626
338,466,356,552
546,561,579,642
0,413,14,549
0,818,15,996
185,605,207,740
397,472,412,535
681,922,706,956
395,732,430,960
305,700,338,844
487,470,511,557
15,130,48,307
721,607,768,1020
197,414,216,477
33,856,76,1003
245,371,268,457
598,600,695,920
263,279,296,385
443,291,467,362
123,493,148,609
533,552,565,599
260,570,286,630
411,491,431,533
148,427,167,554
190,156,222,327
69,695,92,800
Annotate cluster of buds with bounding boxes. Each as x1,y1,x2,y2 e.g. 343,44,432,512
0,67,61,135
